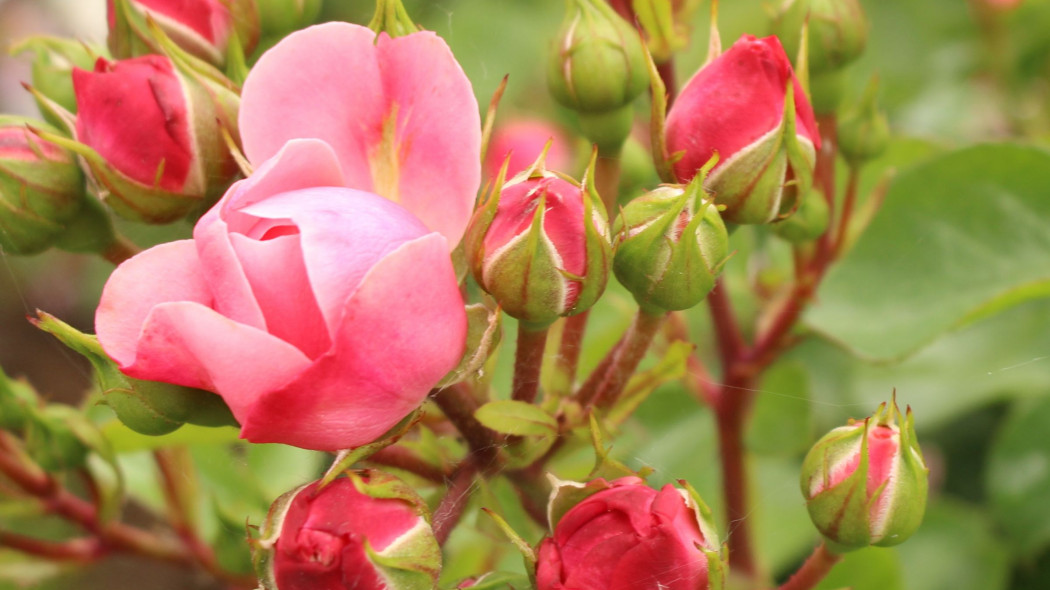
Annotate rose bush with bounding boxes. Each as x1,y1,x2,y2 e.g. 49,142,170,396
95,139,467,450
239,22,481,247
665,35,820,225
536,476,724,590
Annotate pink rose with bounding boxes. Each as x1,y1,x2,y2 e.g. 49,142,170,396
536,477,721,590
483,119,573,183
665,35,821,225
240,22,481,247
258,471,440,590
95,139,467,450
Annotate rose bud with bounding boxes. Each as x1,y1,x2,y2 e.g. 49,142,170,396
548,0,649,151
466,149,612,328
483,118,574,184
608,0,700,64
665,35,821,225
771,0,868,76
0,116,86,255
107,0,260,68
254,470,441,590
800,397,929,551
837,77,890,166
537,476,726,590
11,37,106,127
613,173,729,312
95,139,467,451
61,54,240,224
771,188,829,244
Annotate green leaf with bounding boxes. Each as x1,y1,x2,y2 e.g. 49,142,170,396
807,144,1050,360
813,546,903,590
746,362,813,456
474,400,557,437
895,499,1010,590
101,420,241,453
987,395,1050,557
606,340,693,426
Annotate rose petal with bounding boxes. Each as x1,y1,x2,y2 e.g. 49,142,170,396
239,22,480,246
235,187,430,335
240,233,465,450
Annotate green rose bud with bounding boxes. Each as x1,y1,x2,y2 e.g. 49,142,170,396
837,77,891,165
771,189,829,243
771,0,869,76
613,172,729,312
800,397,929,552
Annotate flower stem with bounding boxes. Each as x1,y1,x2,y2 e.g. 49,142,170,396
100,234,140,266
587,308,667,408
431,461,479,545
832,164,861,260
554,311,589,395
778,543,842,590
595,150,623,217
656,58,679,107
432,383,504,472
512,323,549,404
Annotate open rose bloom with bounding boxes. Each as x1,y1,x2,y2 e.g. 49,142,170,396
95,139,467,451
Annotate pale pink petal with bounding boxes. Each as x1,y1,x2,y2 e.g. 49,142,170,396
124,301,311,421
95,240,212,368
240,233,466,450
377,30,481,246
239,22,481,246
228,232,330,359
192,139,346,330
239,23,382,198
236,188,430,334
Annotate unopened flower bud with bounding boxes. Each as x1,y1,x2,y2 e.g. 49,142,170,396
837,77,890,165
549,0,649,151
666,35,820,224
772,0,868,76
613,173,729,312
254,470,441,590
537,476,726,590
771,189,829,243
55,54,241,223
801,397,929,551
11,37,106,126
256,0,323,38
108,0,260,68
467,151,612,327
0,116,86,255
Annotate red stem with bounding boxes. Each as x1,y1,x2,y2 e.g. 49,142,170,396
832,165,861,260
0,530,104,562
101,235,140,266
511,324,549,404
707,278,746,379
555,311,590,393
778,543,842,590
367,446,451,484
431,461,479,545
656,58,678,107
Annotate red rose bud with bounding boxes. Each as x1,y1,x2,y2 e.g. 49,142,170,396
467,150,612,327
665,35,820,225
254,470,441,590
107,0,260,68
613,173,729,312
837,77,890,165
771,0,868,76
537,476,725,590
549,0,649,151
0,116,86,255
800,398,929,551
66,54,240,223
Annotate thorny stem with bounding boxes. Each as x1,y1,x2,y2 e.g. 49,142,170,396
707,278,746,379
586,308,667,409
366,446,450,484
432,383,504,473
554,311,589,394
778,543,842,590
431,460,479,545
595,151,623,217
0,530,103,562
511,324,549,404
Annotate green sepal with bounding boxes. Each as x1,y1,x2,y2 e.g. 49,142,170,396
571,150,613,315
482,508,537,572
632,0,687,63
368,0,422,38
771,188,829,243
677,477,726,588
32,311,237,436
586,412,649,481
780,79,817,217
646,44,675,183
319,411,423,487
438,303,503,387
838,75,890,165
9,36,106,125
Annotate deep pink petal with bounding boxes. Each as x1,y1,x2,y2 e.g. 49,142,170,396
240,233,466,450
123,301,311,421
130,0,231,44
95,240,210,369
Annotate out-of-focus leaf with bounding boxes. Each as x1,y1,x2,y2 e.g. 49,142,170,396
607,340,693,427
475,400,557,437
101,420,240,453
987,395,1050,557
746,362,813,456
808,144,1050,360
896,499,1010,590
